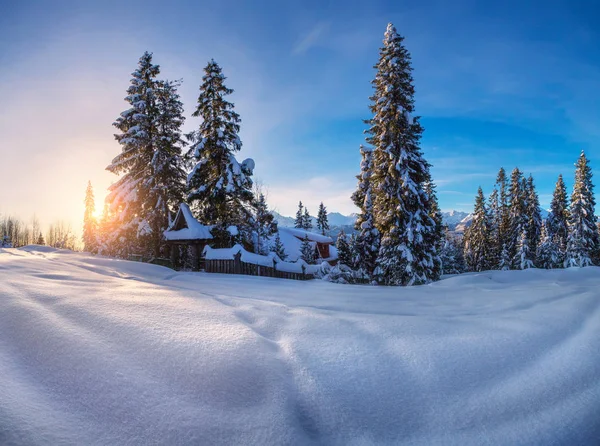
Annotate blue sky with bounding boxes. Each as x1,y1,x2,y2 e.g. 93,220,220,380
1,0,599,231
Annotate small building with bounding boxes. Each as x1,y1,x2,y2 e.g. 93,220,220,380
276,227,337,263
164,203,213,270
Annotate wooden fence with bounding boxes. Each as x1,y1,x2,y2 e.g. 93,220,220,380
205,253,313,281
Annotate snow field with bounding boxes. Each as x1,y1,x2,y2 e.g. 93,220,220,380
1,246,599,445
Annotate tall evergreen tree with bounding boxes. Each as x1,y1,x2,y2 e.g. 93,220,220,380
106,52,161,257
186,60,254,235
36,232,45,245
367,23,440,285
303,207,313,230
294,201,304,229
143,79,187,257
336,230,352,267
536,221,560,269
299,235,315,264
566,152,599,267
351,146,380,279
463,187,490,272
514,229,534,270
440,231,466,275
253,193,276,255
524,175,542,264
508,167,526,267
547,174,569,259
424,179,444,278
487,188,500,269
270,232,287,260
498,243,511,271
83,181,98,253
316,202,330,235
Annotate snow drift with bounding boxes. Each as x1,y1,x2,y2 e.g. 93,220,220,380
1,246,599,445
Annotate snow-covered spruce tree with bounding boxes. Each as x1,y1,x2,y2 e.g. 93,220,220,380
270,232,287,260
536,221,560,269
106,51,161,258
440,231,466,275
299,235,315,264
514,229,534,270
186,60,254,245
487,187,500,269
547,174,569,260
424,178,444,278
143,79,187,257
495,168,511,253
463,187,490,272
351,145,380,279
253,193,276,255
498,243,511,271
83,181,98,253
566,152,599,267
335,230,352,266
367,23,441,285
1,234,12,248
303,207,313,230
316,202,330,235
524,175,542,264
508,167,526,268
294,201,304,229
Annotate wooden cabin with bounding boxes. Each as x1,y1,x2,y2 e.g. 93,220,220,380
164,204,213,270
278,227,336,263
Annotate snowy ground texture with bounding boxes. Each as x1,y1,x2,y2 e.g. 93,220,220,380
1,246,599,446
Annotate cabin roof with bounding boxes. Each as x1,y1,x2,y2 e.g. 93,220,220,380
164,203,213,241
279,227,333,244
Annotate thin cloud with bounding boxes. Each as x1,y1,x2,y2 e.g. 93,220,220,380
293,22,329,55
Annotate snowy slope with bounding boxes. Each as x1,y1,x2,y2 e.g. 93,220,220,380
1,246,599,445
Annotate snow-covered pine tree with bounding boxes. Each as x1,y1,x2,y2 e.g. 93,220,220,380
498,243,511,271
270,232,287,260
463,187,490,272
186,60,254,242
83,181,98,254
440,231,466,275
351,145,380,279
514,229,534,270
36,232,45,245
424,179,444,278
299,235,315,264
316,202,330,235
536,221,560,269
508,167,526,268
253,193,276,255
303,207,313,230
487,187,500,269
1,234,12,248
495,168,510,250
294,201,304,229
367,23,440,285
524,175,542,264
335,230,352,266
143,79,187,257
547,174,569,260
106,51,161,258
566,152,599,267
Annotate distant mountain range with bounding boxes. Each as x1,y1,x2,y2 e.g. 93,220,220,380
273,209,551,236
271,211,357,230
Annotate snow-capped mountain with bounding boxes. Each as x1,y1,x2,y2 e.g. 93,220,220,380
272,210,480,235
452,209,551,233
441,211,470,231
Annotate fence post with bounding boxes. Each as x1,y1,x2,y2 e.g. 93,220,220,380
234,251,242,274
